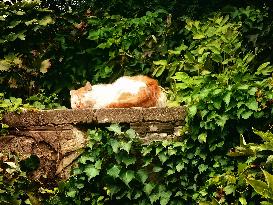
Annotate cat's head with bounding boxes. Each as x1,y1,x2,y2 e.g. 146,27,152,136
70,81,92,109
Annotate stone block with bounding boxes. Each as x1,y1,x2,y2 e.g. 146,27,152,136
95,108,143,123
142,107,186,122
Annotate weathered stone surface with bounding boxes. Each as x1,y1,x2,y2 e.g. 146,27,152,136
130,122,175,134
59,128,87,155
0,127,87,182
0,135,35,155
142,107,186,122
3,107,186,127
130,122,147,134
56,150,83,176
95,108,143,123
3,109,95,127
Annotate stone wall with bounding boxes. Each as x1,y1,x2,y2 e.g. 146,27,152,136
0,107,186,183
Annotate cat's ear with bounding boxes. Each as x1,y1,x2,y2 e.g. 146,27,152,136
85,81,92,90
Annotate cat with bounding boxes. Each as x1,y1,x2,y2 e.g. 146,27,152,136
70,75,167,109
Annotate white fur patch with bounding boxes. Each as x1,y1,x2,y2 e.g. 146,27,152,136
81,78,147,109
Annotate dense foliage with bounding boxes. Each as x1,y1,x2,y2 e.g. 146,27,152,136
1,0,273,204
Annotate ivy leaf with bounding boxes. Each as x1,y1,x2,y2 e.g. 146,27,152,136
107,165,120,178
241,111,253,119
121,155,136,167
198,164,208,173
144,183,155,195
153,166,163,172
84,165,100,180
120,141,132,154
125,129,136,139
155,147,163,155
223,185,235,195
198,133,207,143
158,152,168,164
137,169,148,183
107,124,122,135
109,139,119,153
216,115,228,127
66,189,77,198
245,98,258,111
120,170,135,186
160,191,172,205
188,105,197,117
149,193,160,204
142,147,152,156
223,92,232,106
176,163,184,172
38,16,53,26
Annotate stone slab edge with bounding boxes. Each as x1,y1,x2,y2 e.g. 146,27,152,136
3,106,186,128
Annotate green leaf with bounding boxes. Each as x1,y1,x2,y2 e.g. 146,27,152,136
88,30,100,40
153,166,163,172
176,163,184,172
193,34,205,39
248,87,257,96
109,139,119,153
253,129,273,142
158,152,168,164
241,111,253,119
246,178,272,198
198,133,207,143
137,169,148,183
223,92,232,106
144,183,155,195
245,98,258,111
67,189,77,198
160,191,172,205
121,155,136,167
107,165,120,178
125,129,136,138
84,165,100,180
142,147,152,156
237,84,249,90
107,124,122,135
263,170,273,192
120,170,135,186
38,16,53,26
256,62,272,75
198,164,208,173
223,185,235,195
211,54,223,62
121,141,132,154
188,105,197,117
239,197,247,205
216,115,228,127
153,60,167,66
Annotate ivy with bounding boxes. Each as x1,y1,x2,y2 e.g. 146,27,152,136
44,125,215,204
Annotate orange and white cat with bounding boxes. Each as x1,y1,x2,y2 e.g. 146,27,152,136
70,75,167,109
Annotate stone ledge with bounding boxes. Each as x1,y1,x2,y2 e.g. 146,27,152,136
3,107,186,128
1,106,186,182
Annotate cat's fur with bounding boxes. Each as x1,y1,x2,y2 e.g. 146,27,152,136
70,75,167,109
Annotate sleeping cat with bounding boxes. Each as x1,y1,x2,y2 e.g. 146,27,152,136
70,75,167,109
